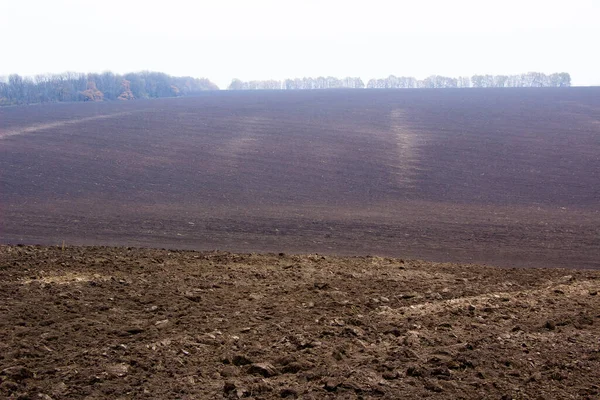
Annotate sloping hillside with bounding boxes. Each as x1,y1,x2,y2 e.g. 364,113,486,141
1,89,599,268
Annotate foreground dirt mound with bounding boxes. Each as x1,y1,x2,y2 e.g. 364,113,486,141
1,245,599,399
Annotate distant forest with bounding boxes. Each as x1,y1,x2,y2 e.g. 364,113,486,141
0,72,218,106
0,71,573,106
228,72,572,90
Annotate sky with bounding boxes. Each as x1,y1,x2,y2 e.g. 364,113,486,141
1,0,599,89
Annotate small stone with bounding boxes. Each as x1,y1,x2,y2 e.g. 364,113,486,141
468,304,476,311
545,320,556,330
589,290,598,296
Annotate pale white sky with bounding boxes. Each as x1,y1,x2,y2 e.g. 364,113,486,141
1,0,599,88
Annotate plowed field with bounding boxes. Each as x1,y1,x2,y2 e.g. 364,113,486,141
1,245,599,399
2,89,600,268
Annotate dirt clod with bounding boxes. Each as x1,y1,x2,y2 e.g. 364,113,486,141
232,355,254,366
1,366,34,381
324,380,339,392
279,387,298,398
247,363,278,377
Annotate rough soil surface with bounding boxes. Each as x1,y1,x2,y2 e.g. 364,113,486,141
1,245,599,399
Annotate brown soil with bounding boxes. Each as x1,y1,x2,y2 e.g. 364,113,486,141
1,245,599,399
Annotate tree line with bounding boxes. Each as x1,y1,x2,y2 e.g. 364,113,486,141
228,72,571,90
228,76,365,90
0,71,218,105
0,71,574,105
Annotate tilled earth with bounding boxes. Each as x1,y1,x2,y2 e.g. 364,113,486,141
1,245,599,399
2,89,600,269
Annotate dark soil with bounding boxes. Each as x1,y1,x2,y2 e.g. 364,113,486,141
1,245,599,399
1,88,599,268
